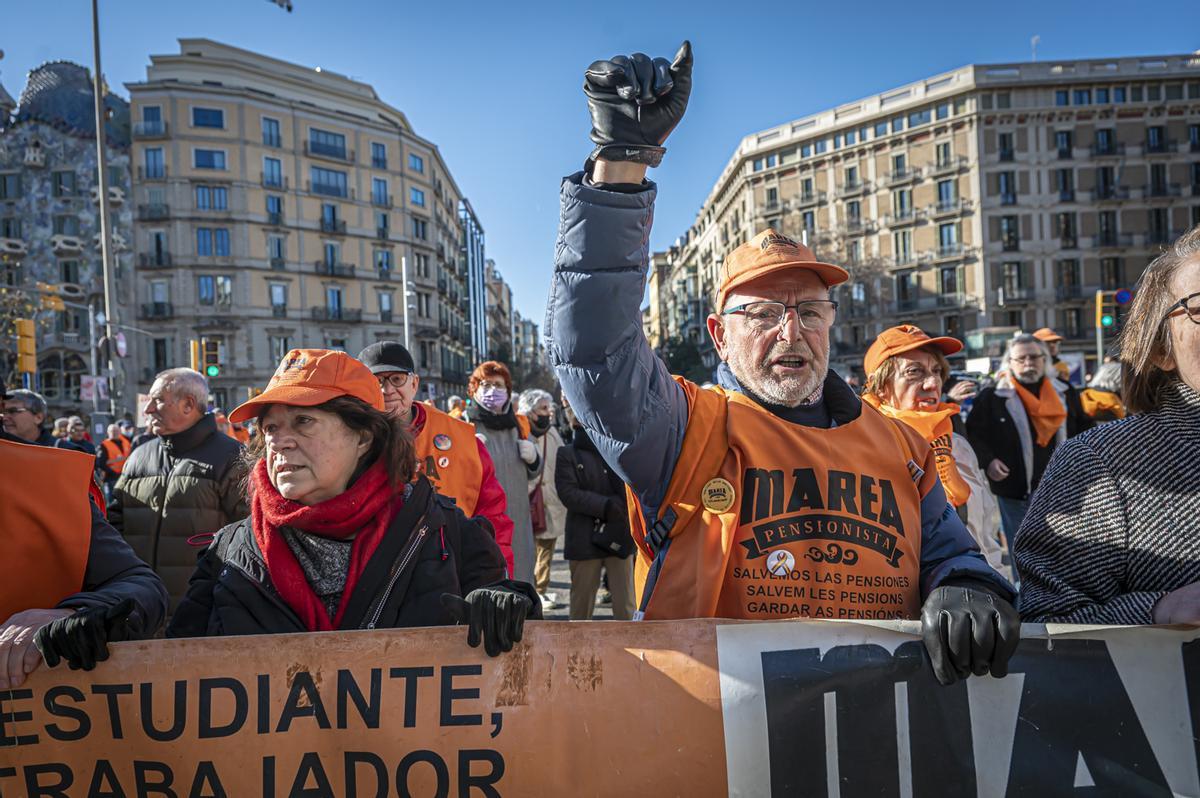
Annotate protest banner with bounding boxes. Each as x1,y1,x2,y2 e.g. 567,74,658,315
2,620,1198,797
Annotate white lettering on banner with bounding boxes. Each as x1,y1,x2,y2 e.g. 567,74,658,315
715,620,1200,797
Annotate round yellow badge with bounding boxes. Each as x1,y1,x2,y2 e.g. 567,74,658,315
701,478,736,513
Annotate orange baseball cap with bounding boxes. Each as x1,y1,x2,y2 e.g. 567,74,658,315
715,228,849,311
1032,327,1064,343
228,349,385,423
864,325,963,374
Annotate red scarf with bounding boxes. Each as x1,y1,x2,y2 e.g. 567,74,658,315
250,458,402,631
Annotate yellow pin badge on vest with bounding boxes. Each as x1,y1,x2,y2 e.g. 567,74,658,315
438,456,450,469
434,434,452,451
701,477,736,513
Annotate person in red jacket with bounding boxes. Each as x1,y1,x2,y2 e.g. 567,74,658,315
357,342,515,576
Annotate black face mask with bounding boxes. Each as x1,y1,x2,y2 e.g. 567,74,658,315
531,415,552,434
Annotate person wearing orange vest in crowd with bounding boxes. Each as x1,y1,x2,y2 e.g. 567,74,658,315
546,41,1017,685
1033,327,1073,383
0,386,167,690
96,423,133,501
447,395,466,420
357,342,516,577
1079,362,1127,422
861,326,1007,577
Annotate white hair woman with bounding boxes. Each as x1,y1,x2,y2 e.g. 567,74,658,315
518,388,568,610
1016,224,1200,623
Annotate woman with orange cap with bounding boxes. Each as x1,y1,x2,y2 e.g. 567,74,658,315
168,349,540,656
861,326,1006,573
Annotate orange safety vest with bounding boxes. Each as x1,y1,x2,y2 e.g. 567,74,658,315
861,393,972,508
100,436,132,475
628,378,930,622
0,439,94,621
414,404,485,516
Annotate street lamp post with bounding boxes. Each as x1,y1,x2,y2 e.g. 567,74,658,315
90,0,118,420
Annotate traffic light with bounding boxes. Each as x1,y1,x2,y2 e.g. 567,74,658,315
1095,290,1118,331
15,318,36,374
201,340,221,378
189,339,201,372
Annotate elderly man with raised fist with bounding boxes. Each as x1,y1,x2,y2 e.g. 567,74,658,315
544,42,1020,686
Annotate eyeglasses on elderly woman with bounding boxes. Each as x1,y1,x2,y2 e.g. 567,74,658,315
1163,291,1200,324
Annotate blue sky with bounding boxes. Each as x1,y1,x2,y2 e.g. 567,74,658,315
2,0,1197,322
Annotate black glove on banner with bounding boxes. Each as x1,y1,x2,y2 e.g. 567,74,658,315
920,585,1020,686
35,598,136,671
584,40,693,168
442,585,538,658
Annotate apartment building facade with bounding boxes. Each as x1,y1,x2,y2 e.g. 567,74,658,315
127,39,475,409
485,259,514,363
657,52,1200,375
0,62,139,416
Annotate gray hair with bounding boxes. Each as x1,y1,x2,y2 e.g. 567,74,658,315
6,388,47,417
155,367,209,408
1088,362,1123,393
1003,333,1053,380
447,395,464,408
67,415,84,427
518,389,554,415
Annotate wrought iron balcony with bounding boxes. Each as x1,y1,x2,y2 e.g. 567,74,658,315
305,141,354,163
372,156,388,169
998,149,1015,162
1090,142,1126,157
314,260,355,277
272,305,288,318
263,133,282,148
1093,185,1130,202
1142,183,1182,198
1144,138,1176,155
320,218,347,234
267,211,283,226
311,307,363,322
999,192,1018,206
133,120,167,139
137,166,167,181
377,226,390,240
927,155,967,176
1056,284,1098,301
270,257,286,270
380,310,394,323
997,286,1035,304
793,190,827,207
137,203,169,221
140,301,174,319
261,174,288,190
372,194,393,208
1093,232,1133,248
885,167,921,186
836,180,868,198
138,252,171,267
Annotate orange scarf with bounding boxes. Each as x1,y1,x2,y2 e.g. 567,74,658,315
1011,378,1067,447
1080,388,1126,420
862,393,971,507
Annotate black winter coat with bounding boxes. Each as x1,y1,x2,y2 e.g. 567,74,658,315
966,376,1092,501
166,475,514,636
554,427,634,561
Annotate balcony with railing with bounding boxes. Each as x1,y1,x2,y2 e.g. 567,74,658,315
1057,146,1074,160
927,155,967,176
1146,229,1185,246
263,132,282,148
928,198,972,218
140,301,175,319
794,190,827,207
999,192,1018,206
1142,182,1182,199
376,226,389,240
998,148,1015,162
1191,138,1200,153
272,305,288,318
1143,138,1176,155
1056,284,1098,302
1091,231,1134,248
372,193,393,208
836,180,868,198
884,208,920,226
378,267,392,280
1001,235,1021,252
933,242,968,261
889,294,977,315
304,141,354,163
372,156,388,170
270,257,286,270
885,167,921,186
138,252,171,268
1093,185,1130,202
1059,188,1076,202
314,260,355,277
1058,235,1079,250
261,173,288,190
266,211,283,226
320,218,347,234
380,309,394,323
133,120,168,138
841,218,875,236
137,165,167,181
1090,142,1126,158
137,203,169,221
311,306,363,322
997,286,1036,304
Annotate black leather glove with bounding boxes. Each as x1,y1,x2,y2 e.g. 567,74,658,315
442,587,535,657
583,40,693,168
34,599,136,672
920,585,1020,686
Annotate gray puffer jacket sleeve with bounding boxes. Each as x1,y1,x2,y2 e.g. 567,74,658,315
544,172,688,516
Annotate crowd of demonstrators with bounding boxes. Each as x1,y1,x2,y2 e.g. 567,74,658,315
547,41,1018,685
519,389,568,612
95,423,132,500
55,415,96,456
1033,327,1073,383
463,361,543,586
1015,225,1200,624
109,368,247,611
965,334,1092,540
555,402,636,620
168,349,539,652
2,389,55,445
861,326,1006,575
358,341,516,577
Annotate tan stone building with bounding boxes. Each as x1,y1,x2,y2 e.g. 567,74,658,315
658,52,1200,375
126,39,475,409
484,259,514,364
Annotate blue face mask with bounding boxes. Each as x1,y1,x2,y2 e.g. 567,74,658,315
477,386,509,412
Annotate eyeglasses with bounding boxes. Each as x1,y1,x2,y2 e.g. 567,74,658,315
3,407,32,415
721,300,839,332
1010,354,1045,364
377,372,413,391
1164,291,1200,325
478,380,507,390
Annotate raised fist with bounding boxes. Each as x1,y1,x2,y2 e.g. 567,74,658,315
584,41,693,168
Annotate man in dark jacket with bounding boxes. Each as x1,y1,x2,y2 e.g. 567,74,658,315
966,334,1092,540
555,414,636,620
2,389,55,445
0,388,168,689
110,368,247,611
